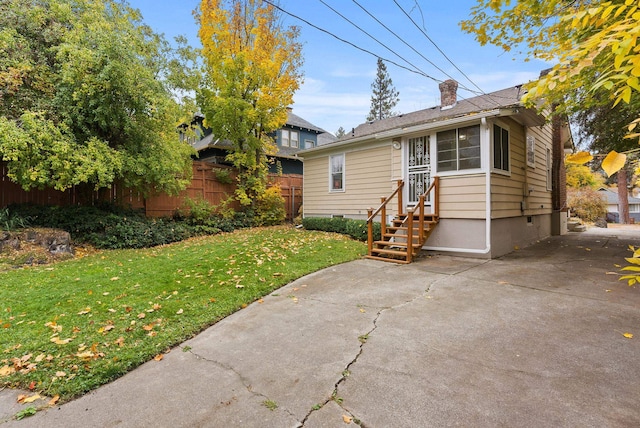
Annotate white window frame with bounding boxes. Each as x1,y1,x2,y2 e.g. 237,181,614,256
329,153,345,192
305,139,315,149
436,124,481,173
526,134,536,168
630,204,640,213
290,130,299,148
492,123,510,175
281,129,290,147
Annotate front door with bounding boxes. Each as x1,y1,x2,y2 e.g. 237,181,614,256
407,135,431,206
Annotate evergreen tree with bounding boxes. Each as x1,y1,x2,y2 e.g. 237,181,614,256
335,126,346,138
366,58,399,122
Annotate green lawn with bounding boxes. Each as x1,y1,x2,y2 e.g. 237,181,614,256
0,226,366,401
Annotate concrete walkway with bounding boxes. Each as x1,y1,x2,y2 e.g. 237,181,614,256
2,228,640,427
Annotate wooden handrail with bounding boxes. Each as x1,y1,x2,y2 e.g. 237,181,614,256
367,177,439,262
367,179,404,222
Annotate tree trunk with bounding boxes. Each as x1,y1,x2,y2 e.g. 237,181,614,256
617,169,630,224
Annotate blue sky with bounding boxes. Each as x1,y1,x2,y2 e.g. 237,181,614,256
129,0,549,135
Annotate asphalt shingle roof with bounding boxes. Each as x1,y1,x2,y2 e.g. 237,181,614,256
343,85,526,140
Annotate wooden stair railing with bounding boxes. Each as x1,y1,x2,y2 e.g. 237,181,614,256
366,177,439,264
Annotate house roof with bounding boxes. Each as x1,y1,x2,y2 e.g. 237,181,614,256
286,111,327,134
299,84,545,155
191,110,328,158
598,187,640,205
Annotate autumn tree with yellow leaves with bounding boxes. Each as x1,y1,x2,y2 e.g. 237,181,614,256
197,0,303,209
461,0,640,177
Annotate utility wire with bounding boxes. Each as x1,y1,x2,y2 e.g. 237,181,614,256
351,0,477,96
263,0,499,112
263,0,439,82
396,0,490,99
317,0,439,83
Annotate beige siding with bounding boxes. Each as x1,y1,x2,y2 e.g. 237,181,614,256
303,144,398,219
439,174,486,219
490,117,553,219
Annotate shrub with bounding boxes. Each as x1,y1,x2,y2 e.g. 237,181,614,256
255,185,286,226
0,207,30,231
302,217,381,241
567,187,607,222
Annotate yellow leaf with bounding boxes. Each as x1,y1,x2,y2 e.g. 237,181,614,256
48,395,60,406
565,151,593,164
20,394,42,404
601,151,627,177
342,415,353,424
77,307,91,315
623,332,633,339
176,308,184,314
153,354,164,361
50,337,73,345
0,365,15,376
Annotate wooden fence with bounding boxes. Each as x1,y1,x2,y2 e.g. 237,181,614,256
1,161,303,221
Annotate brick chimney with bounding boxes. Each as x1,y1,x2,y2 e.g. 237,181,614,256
439,79,458,109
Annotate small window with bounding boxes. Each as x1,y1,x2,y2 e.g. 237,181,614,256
436,125,480,172
493,124,509,172
281,129,290,147
305,139,315,149
546,147,552,191
290,130,299,148
330,154,345,192
526,135,536,168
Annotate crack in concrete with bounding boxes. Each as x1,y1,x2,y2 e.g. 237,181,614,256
299,286,433,427
178,346,300,424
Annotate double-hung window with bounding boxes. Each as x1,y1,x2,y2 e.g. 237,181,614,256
436,125,480,172
290,131,299,148
281,130,290,147
493,124,510,172
330,154,345,192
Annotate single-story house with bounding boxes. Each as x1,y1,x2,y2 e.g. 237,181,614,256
299,79,570,259
186,109,332,175
598,187,640,223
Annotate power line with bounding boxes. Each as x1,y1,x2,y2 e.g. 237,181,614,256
262,0,439,82
395,0,490,99
351,0,477,96
263,0,494,112
317,0,440,83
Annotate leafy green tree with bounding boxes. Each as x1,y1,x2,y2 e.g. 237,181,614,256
461,0,640,175
0,0,194,195
366,58,399,122
566,164,606,189
197,0,303,208
573,98,640,222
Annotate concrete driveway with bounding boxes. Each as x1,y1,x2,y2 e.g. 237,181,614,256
2,227,640,427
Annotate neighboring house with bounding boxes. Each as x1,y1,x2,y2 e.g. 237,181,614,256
186,109,329,175
598,187,640,223
300,79,570,259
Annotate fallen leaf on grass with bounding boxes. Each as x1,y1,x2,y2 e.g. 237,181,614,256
48,395,60,406
0,365,15,376
77,308,91,315
55,371,66,377
28,381,36,390
110,277,120,281
153,354,164,361
114,337,125,347
50,337,73,345
176,309,183,315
